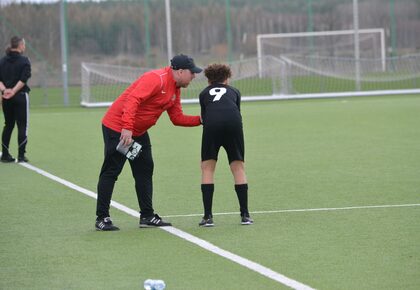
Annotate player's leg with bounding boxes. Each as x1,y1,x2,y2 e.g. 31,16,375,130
130,132,171,227
202,159,217,184
230,161,252,223
226,125,253,225
129,133,154,217
199,125,219,226
1,98,16,161
229,160,247,184
200,160,216,226
96,125,126,230
15,92,29,162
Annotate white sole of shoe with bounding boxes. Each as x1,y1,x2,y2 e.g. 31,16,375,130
199,223,215,227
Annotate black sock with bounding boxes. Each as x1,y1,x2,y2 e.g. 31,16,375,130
201,184,214,218
235,184,249,215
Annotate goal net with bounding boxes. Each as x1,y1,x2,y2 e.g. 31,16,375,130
256,29,420,98
278,53,420,97
80,63,152,107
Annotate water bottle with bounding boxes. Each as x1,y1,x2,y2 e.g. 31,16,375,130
144,279,166,290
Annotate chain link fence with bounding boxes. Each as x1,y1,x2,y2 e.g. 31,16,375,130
1,0,419,107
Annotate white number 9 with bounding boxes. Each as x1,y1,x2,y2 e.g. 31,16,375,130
209,87,227,102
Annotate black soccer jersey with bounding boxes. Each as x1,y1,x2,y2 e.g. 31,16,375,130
199,84,242,125
199,83,245,162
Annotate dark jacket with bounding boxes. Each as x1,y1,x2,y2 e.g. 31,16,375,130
0,51,31,93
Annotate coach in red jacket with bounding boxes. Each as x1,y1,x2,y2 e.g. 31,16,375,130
95,54,202,231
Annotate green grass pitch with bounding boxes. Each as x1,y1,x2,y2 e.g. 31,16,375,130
1,95,419,289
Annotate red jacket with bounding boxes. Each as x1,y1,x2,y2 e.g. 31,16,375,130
102,66,201,136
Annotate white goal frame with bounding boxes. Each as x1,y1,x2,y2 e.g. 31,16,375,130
257,29,386,78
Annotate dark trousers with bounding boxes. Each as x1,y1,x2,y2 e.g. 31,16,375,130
1,92,29,157
96,125,154,219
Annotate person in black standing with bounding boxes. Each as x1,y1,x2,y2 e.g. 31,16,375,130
198,63,253,227
0,36,31,163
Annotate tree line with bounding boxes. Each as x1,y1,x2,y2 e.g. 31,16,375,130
0,0,419,85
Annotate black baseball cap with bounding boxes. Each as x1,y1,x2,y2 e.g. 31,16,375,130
170,54,202,73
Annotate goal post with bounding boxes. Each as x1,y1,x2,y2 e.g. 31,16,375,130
257,29,386,78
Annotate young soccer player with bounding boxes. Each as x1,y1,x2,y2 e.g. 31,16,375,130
198,63,253,227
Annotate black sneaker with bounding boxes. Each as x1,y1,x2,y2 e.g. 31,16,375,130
95,217,120,231
1,154,15,163
241,214,254,225
139,214,172,228
18,155,29,163
198,216,214,227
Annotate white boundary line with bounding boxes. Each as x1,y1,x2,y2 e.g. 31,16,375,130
17,161,314,290
162,203,420,218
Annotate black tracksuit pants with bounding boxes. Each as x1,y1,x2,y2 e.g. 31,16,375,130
96,125,155,219
1,92,29,157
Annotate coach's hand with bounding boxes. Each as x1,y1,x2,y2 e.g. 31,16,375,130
120,129,133,146
2,89,14,99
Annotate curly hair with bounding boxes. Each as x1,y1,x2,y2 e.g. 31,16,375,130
204,63,232,85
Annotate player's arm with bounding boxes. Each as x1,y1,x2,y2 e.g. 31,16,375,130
167,94,201,127
3,80,25,99
0,66,5,100
0,67,5,93
20,58,31,83
199,90,206,124
0,81,6,95
0,67,5,100
233,87,242,111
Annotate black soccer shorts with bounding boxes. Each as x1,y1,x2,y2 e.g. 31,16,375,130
201,122,244,163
